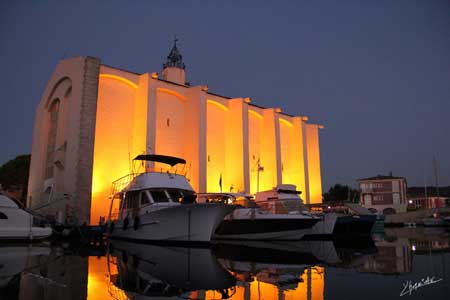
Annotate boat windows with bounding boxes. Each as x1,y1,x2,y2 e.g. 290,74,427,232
167,189,183,202
181,191,196,204
141,191,151,206
124,191,140,209
0,211,7,219
150,190,170,203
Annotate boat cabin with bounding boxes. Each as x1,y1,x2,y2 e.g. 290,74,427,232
108,154,197,221
255,184,307,214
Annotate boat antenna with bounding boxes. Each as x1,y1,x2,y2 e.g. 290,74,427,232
424,161,428,202
433,155,440,198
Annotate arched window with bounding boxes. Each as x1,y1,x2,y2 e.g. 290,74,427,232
45,99,60,178
0,211,7,219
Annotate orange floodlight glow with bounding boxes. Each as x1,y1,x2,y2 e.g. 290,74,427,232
248,109,263,120
207,99,229,111
157,87,187,101
99,74,138,89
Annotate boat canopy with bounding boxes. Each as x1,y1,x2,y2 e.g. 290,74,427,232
133,154,186,166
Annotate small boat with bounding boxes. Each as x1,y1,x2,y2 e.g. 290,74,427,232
329,203,378,236
254,185,338,239
197,192,320,240
0,194,52,241
107,154,234,243
422,215,446,227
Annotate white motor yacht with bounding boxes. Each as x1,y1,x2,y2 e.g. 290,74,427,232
197,192,320,240
107,155,234,243
254,184,338,239
0,194,52,240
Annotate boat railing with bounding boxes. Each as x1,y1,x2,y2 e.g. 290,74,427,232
110,168,188,198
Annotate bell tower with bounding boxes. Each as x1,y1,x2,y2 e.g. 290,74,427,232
162,37,186,85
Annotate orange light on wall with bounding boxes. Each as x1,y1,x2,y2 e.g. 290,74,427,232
248,109,263,119
305,124,323,204
224,100,246,193
279,117,294,128
154,89,187,173
91,75,140,224
279,119,295,186
157,87,187,101
207,99,229,111
99,74,138,89
206,100,227,192
258,109,279,192
248,110,262,194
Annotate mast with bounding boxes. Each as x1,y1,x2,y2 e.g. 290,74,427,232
433,155,440,198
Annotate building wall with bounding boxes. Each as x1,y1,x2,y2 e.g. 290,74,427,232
28,56,99,224
279,116,307,196
248,108,263,194
206,98,228,192
260,108,280,192
154,88,187,167
304,124,323,204
359,178,408,213
29,57,324,224
90,67,141,224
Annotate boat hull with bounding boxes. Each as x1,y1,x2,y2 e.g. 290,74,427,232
302,213,339,239
213,217,320,240
0,227,52,241
109,203,234,242
333,214,377,236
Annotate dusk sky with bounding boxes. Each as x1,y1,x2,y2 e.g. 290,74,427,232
1,0,449,190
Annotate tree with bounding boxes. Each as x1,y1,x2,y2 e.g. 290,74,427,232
323,184,360,203
0,154,31,203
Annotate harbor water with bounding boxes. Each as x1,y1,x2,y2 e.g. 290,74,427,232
1,227,449,300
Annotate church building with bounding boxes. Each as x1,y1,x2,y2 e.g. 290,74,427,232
27,41,324,224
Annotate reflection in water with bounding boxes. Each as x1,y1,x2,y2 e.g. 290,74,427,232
360,235,412,274
107,241,236,300
88,256,119,300
0,246,51,300
1,228,449,300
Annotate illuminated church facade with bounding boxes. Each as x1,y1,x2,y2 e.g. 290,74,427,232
28,42,323,224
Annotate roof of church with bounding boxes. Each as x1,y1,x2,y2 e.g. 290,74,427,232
163,38,185,70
